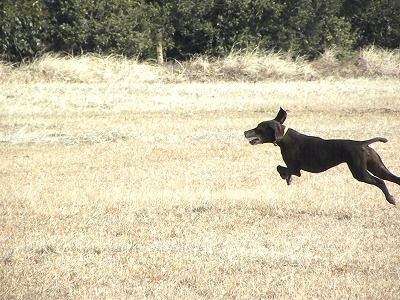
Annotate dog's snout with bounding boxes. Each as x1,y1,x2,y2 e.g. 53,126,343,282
244,129,252,137
244,128,262,145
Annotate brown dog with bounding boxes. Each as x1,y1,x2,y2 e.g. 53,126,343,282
244,108,400,205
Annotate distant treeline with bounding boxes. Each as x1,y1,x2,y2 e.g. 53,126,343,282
1,0,399,62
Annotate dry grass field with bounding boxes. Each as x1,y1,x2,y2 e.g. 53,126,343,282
1,51,400,299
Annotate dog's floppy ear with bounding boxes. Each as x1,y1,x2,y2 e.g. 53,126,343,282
274,107,287,124
268,122,285,145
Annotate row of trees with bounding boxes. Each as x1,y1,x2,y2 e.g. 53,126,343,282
1,0,399,62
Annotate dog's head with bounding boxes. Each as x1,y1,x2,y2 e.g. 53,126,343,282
244,108,287,146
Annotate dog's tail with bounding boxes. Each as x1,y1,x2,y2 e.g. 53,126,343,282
363,137,388,145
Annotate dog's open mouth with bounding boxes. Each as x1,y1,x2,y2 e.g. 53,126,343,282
246,136,260,145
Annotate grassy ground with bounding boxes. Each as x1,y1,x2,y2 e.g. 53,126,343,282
1,53,400,299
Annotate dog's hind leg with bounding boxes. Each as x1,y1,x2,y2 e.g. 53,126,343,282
347,160,396,205
366,149,400,185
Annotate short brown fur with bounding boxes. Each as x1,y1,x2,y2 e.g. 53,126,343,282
245,108,400,205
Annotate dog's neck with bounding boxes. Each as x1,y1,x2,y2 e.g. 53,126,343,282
283,126,289,138
275,126,289,146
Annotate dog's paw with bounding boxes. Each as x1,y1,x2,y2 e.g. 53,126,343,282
277,165,287,179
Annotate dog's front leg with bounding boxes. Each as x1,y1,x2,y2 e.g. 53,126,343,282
277,165,293,185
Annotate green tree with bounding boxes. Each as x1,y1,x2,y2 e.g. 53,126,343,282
43,0,91,53
167,0,216,58
0,0,46,61
2,0,399,62
44,0,174,59
342,0,400,49
276,0,354,58
209,0,285,55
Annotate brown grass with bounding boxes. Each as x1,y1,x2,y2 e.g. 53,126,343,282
1,52,400,299
1,46,399,84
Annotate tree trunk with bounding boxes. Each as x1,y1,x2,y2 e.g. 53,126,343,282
156,33,164,65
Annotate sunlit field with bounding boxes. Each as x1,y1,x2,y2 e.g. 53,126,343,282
1,52,400,299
